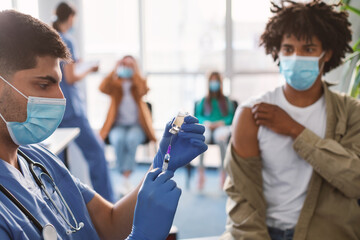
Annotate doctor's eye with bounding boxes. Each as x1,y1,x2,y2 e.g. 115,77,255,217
38,83,50,90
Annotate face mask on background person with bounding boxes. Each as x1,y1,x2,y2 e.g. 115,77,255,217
279,52,325,91
209,80,220,92
117,66,134,79
0,76,66,145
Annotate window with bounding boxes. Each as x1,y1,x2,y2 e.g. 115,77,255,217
231,74,284,105
83,0,140,129
144,0,226,73
232,0,278,73
17,0,39,18
0,1,13,11
83,0,139,73
0,0,38,18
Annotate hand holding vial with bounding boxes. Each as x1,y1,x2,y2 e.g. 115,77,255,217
154,112,208,172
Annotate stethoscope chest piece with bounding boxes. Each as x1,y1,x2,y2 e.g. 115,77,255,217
42,224,57,240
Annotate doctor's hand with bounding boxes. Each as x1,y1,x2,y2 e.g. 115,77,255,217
153,115,208,172
127,169,181,240
252,102,305,139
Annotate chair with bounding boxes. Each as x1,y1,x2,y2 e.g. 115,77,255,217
184,99,238,189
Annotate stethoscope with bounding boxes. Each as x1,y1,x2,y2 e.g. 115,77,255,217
0,150,84,240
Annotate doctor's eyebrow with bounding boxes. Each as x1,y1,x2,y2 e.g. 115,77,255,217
35,76,59,83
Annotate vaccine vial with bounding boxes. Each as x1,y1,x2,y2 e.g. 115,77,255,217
169,111,188,134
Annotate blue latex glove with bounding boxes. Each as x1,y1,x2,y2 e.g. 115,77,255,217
153,115,208,172
127,169,181,240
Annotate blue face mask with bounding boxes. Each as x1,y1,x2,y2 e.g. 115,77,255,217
117,66,134,79
0,76,66,145
209,80,220,92
279,52,325,91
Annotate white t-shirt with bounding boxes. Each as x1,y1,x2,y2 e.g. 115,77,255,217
242,86,327,230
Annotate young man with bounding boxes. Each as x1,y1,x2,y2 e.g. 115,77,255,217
0,10,207,239
221,1,360,240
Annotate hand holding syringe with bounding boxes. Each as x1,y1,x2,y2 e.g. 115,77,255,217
131,113,208,240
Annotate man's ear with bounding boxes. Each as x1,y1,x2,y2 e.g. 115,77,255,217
323,50,333,63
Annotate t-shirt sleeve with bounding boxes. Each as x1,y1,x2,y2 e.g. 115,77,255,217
72,176,96,204
241,89,275,109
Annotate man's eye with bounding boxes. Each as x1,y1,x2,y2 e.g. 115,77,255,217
306,48,315,53
282,48,293,55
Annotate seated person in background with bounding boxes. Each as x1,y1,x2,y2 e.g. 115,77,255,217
99,55,156,194
221,1,360,240
0,10,207,240
195,71,235,190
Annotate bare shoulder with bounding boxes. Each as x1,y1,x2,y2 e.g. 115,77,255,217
232,106,260,158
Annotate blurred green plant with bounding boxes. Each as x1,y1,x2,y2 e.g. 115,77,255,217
341,0,360,98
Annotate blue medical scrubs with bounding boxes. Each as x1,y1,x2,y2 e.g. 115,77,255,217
0,145,100,239
59,33,114,202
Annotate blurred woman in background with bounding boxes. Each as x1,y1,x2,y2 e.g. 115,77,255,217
99,55,156,194
195,71,235,190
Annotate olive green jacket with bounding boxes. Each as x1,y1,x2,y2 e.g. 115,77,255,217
221,82,360,240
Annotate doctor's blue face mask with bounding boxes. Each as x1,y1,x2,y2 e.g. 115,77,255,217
0,76,66,145
279,52,325,91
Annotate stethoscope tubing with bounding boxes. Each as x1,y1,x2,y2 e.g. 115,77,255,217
17,149,83,234
18,149,53,188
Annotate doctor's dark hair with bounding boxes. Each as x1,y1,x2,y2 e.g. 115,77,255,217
0,10,70,78
52,2,76,32
260,0,353,74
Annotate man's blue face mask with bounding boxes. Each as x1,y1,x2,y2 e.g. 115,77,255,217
279,52,325,91
0,76,66,145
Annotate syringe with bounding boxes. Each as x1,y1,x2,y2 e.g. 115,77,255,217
162,135,173,172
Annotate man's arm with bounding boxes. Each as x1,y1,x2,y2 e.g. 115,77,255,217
222,107,270,240
292,97,360,198
232,107,259,158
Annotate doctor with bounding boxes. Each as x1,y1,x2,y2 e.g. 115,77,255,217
0,10,207,240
